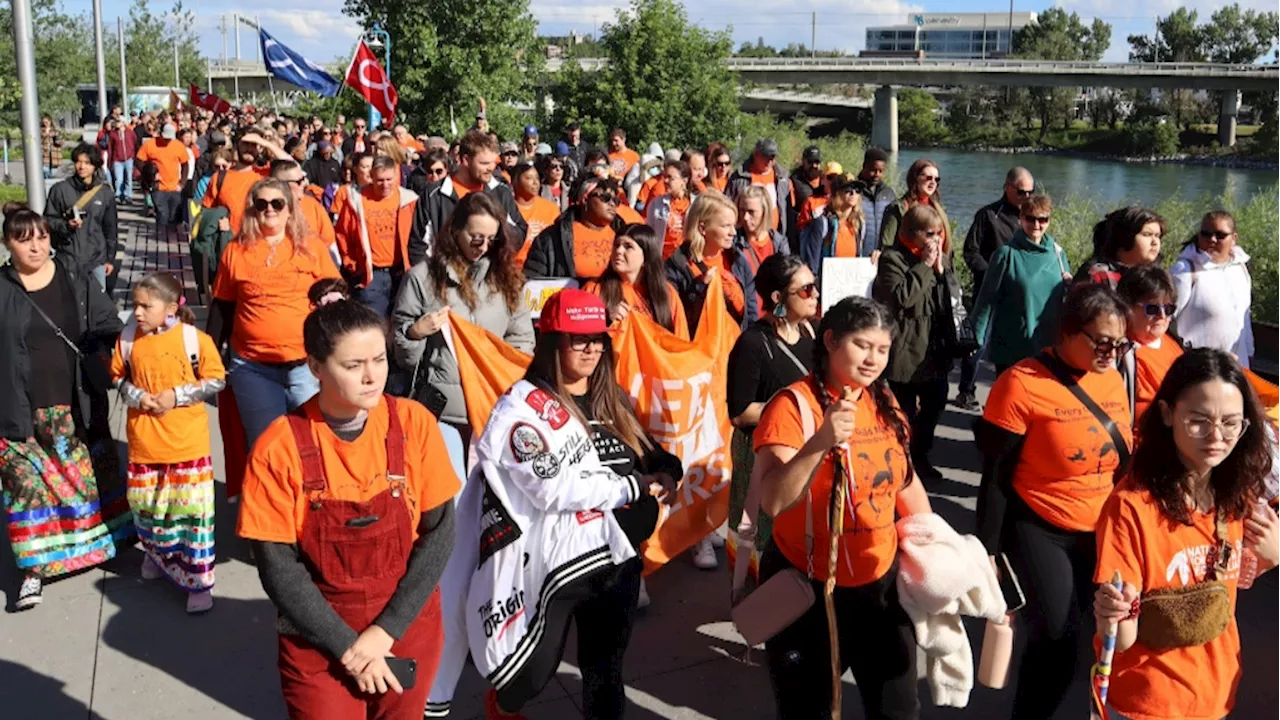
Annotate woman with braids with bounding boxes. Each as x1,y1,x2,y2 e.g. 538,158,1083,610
583,224,689,340
1094,348,1278,720
753,295,932,719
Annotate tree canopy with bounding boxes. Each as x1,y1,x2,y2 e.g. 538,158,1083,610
1011,7,1112,141
1128,4,1278,64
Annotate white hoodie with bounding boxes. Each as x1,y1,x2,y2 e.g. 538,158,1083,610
1171,243,1254,368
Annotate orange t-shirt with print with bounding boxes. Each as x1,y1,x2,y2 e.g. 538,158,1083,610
212,235,341,364
755,379,908,587
1134,335,1184,425
109,326,225,465
660,197,691,260
608,149,640,179
572,222,616,280
202,165,271,235
299,194,336,250
584,279,690,340
1094,480,1244,720
689,254,745,317
515,196,561,271
238,396,461,544
362,191,402,268
136,138,191,193
982,354,1132,531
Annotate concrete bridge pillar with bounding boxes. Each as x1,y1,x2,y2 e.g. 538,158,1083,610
871,85,898,153
1218,89,1241,147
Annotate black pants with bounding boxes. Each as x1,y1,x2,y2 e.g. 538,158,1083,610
497,558,642,719
890,376,949,460
958,353,978,396
761,546,919,720
1003,499,1097,720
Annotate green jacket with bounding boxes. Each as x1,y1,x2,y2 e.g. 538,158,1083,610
970,230,1070,368
878,196,949,251
871,243,959,384
191,205,232,295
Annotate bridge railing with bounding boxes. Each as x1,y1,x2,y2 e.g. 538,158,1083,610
724,57,1278,77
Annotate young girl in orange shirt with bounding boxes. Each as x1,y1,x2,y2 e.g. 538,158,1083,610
111,273,225,613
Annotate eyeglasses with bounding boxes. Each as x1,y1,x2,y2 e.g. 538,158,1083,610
1080,328,1133,357
1022,215,1051,225
1142,303,1177,318
567,334,607,352
589,192,619,205
286,177,308,187
788,283,819,299
920,174,940,184
1183,416,1250,440
252,197,287,213
1198,229,1231,240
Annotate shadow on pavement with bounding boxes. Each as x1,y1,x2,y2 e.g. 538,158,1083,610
0,659,107,720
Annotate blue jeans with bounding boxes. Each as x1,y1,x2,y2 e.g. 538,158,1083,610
112,159,134,200
92,264,107,291
437,422,467,485
228,352,320,451
354,268,401,317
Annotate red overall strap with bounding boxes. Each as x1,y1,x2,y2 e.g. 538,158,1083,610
384,395,407,481
286,410,328,494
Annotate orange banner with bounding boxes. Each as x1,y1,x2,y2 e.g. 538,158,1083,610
448,275,741,572
1245,367,1279,425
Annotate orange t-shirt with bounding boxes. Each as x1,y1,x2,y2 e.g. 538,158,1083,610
212,235,341,363
136,138,190,193
608,149,640,179
572,221,616,280
584,279,690,340
660,197,691,260
451,174,482,199
797,195,828,230
834,217,859,257
299,194,336,250
1134,335,1184,425
202,165,271,235
1094,481,1244,720
515,196,561,271
755,379,908,587
237,396,461,544
750,168,781,230
615,204,643,225
710,175,729,193
982,355,1132,531
329,184,355,221
637,176,666,209
362,191,401,268
109,325,225,464
689,253,745,317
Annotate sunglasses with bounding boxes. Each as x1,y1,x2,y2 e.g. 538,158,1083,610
549,163,563,170
1013,188,1034,197
788,283,819,300
568,334,607,352
1080,328,1133,357
1142,303,1177,318
253,197,287,213
714,160,732,168
1198,229,1231,240
1022,215,1050,225
427,166,448,177
589,192,619,205
286,177,308,187
920,174,941,184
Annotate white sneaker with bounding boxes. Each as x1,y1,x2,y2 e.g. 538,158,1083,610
691,537,719,570
186,590,214,614
140,554,163,580
15,576,42,611
636,578,651,610
708,532,726,549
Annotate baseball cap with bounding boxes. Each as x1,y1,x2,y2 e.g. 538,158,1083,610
500,141,519,154
537,289,608,334
555,141,570,156
754,138,778,158
535,142,553,156
823,161,844,176
802,145,822,162
209,130,227,147
523,125,538,137
831,172,860,193
317,140,333,151
161,123,177,140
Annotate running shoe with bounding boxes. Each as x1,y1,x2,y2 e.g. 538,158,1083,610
141,554,163,580
186,590,214,614
15,576,42,611
691,537,719,570
484,689,528,720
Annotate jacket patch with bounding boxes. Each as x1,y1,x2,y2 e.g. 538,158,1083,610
531,452,561,479
575,510,604,524
509,422,547,462
478,485,522,567
525,388,569,429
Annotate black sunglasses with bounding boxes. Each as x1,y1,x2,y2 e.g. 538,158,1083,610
714,160,732,168
1080,328,1133,357
589,192,619,205
1143,303,1177,318
1022,215,1050,225
1198,229,1231,240
1013,188,1034,197
427,166,448,177
252,197,287,212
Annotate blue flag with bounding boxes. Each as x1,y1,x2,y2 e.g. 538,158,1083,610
259,28,341,97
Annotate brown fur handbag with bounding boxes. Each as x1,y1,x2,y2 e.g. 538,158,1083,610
1136,513,1234,651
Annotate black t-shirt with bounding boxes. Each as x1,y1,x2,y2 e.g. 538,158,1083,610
572,394,683,551
25,266,78,410
726,321,815,425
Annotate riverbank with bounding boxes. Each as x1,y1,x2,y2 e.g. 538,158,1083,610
905,142,1280,170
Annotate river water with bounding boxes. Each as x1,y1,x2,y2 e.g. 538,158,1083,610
890,147,1277,234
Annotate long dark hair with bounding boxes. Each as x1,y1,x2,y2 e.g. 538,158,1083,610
1091,206,1165,261
524,331,652,455
1131,348,1271,525
811,296,914,486
428,192,523,312
755,253,807,317
303,279,386,362
596,224,675,332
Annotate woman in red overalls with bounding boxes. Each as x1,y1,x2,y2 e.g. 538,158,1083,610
238,279,461,719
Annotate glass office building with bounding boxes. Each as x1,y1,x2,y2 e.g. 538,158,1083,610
864,13,1038,58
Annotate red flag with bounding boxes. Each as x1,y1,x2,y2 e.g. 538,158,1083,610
344,40,397,119
188,84,232,114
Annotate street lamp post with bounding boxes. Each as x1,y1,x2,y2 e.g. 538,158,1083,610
366,23,391,128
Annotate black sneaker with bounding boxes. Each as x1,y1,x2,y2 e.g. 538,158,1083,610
951,392,981,411
15,575,42,611
914,457,944,481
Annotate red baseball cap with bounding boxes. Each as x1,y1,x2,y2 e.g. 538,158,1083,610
538,289,608,334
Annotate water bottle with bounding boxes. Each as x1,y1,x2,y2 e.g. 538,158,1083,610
978,616,1014,689
1238,548,1259,590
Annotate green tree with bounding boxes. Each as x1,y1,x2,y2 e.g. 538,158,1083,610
1202,4,1279,64
897,88,942,144
550,0,739,149
103,1,204,92
0,0,95,126
343,0,543,138
1013,7,1111,142
1128,9,1206,63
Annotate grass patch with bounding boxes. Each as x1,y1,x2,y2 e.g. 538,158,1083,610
0,184,28,204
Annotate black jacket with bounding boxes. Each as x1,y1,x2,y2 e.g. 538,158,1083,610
963,196,1021,290
0,256,123,440
664,244,758,335
523,206,629,281
788,170,822,242
45,174,119,272
407,175,527,267
303,155,342,190
871,244,959,384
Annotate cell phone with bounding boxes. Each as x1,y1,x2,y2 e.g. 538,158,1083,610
995,552,1027,613
384,657,417,690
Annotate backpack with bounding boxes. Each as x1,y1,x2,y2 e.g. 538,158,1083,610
118,321,201,381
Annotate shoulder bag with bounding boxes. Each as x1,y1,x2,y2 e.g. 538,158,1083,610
1136,511,1233,650
1035,351,1131,479
21,286,114,396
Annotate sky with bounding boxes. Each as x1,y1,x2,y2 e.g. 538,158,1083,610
71,0,1279,66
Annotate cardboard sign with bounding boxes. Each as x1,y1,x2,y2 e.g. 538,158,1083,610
821,257,878,313
522,278,579,320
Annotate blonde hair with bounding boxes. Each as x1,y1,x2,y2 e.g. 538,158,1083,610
376,136,407,166
237,178,311,259
736,185,775,235
684,190,737,262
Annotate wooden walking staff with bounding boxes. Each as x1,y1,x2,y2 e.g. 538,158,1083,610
1090,571,1125,720
825,386,857,720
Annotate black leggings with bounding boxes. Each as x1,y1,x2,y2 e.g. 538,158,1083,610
496,558,642,719
1003,499,1098,720
890,377,949,459
761,545,919,720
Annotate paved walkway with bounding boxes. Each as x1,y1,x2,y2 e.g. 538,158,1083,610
0,204,1275,720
